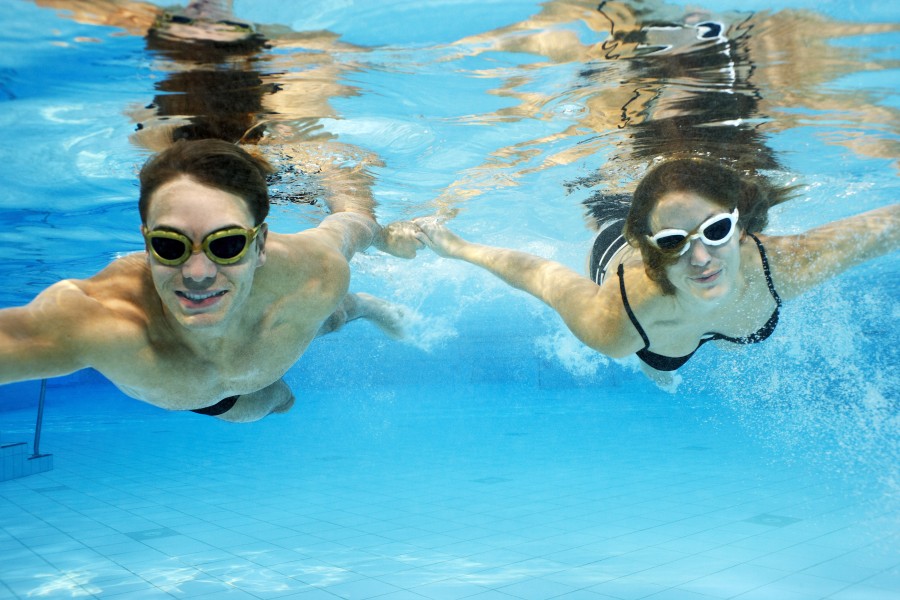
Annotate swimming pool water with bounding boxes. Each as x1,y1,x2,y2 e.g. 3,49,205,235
1,0,898,598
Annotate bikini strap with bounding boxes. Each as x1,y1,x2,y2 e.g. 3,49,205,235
747,233,782,307
617,263,651,349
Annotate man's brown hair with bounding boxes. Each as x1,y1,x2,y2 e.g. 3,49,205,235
139,139,273,225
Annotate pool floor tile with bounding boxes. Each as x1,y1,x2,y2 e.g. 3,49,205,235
1,383,898,599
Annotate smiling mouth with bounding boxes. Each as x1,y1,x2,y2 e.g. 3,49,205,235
175,290,227,308
692,269,721,284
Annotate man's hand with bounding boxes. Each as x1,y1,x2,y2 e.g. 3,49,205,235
377,221,426,259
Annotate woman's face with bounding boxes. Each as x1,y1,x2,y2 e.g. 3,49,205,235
649,191,743,304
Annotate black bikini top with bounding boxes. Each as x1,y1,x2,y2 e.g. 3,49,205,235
618,234,782,372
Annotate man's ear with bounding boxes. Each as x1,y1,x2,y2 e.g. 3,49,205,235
140,225,151,255
256,223,269,266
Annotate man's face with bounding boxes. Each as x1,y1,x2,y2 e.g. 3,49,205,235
144,175,267,331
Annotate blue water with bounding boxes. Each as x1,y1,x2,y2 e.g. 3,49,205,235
1,0,898,598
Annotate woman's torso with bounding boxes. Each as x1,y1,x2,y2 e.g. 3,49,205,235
592,228,781,367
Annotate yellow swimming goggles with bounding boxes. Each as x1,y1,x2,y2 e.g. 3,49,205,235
143,225,262,266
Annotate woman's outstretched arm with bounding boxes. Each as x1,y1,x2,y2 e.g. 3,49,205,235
763,204,899,300
415,219,636,357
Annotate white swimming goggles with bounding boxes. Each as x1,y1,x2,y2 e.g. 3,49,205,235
647,208,739,256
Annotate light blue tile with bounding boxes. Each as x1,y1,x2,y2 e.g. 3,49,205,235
97,587,180,599
462,592,520,600
322,577,403,599
749,543,843,572
410,578,492,600
643,588,719,599
496,577,577,598
587,578,668,600
94,576,170,598
345,556,414,577
372,569,449,590
858,567,900,593
730,585,821,600
764,572,855,597
827,583,900,600
678,563,790,597
92,540,148,557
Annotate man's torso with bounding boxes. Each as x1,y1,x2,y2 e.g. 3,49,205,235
73,234,346,410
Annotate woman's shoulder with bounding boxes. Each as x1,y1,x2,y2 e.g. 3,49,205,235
614,257,671,310
598,258,675,337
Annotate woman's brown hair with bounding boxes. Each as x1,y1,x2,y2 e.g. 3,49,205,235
624,158,794,294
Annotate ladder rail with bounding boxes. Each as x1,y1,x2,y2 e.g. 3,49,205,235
31,379,47,458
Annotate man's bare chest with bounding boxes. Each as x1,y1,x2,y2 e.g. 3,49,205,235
102,323,315,410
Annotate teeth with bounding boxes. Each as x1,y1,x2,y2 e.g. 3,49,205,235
180,291,225,301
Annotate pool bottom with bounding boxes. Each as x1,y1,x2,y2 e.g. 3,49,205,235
0,381,897,600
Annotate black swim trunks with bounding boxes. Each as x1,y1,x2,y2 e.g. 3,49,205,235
190,395,239,416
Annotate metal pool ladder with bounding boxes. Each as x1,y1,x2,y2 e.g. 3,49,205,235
0,379,54,481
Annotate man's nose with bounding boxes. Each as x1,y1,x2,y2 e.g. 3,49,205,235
181,251,218,282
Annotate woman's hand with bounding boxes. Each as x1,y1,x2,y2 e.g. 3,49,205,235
377,221,425,259
413,217,469,258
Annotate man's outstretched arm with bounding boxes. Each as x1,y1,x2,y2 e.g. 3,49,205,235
312,211,381,261
0,282,92,384
311,211,423,260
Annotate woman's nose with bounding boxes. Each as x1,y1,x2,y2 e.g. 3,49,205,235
689,238,712,266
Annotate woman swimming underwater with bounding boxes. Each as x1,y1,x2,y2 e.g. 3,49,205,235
415,158,899,388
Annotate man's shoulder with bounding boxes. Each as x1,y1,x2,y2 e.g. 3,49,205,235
254,233,350,322
51,254,155,324
19,255,154,362
264,232,351,286
268,229,349,257
75,252,150,296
